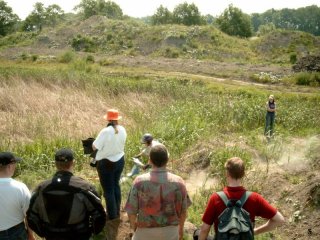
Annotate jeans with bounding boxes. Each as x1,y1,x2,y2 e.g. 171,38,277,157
265,112,275,137
0,222,27,240
97,156,124,220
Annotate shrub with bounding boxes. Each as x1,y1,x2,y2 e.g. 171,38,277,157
20,53,28,60
31,55,38,62
290,52,297,64
86,55,95,63
250,72,281,84
71,34,97,52
58,51,75,63
164,47,179,58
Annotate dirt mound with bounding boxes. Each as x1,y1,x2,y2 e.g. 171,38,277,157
293,55,320,72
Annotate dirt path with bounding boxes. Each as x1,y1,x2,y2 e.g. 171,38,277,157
185,169,217,195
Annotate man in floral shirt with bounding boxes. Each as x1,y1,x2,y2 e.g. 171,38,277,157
125,144,191,240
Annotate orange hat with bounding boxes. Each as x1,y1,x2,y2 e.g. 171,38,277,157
103,109,122,121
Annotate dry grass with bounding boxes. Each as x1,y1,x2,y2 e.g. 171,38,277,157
0,80,161,146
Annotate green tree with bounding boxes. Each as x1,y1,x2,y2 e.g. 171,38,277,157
75,0,98,19
216,4,252,37
23,2,46,31
172,2,203,26
45,4,64,26
151,5,172,25
22,2,64,31
258,23,276,36
0,0,20,36
203,14,215,25
98,0,123,19
75,0,122,19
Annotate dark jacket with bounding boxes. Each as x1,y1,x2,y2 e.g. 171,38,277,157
27,171,106,240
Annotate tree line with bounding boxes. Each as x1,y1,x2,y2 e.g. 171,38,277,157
0,0,319,38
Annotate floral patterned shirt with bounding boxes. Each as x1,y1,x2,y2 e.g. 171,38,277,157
125,168,191,228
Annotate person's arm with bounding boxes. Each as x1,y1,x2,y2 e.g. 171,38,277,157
254,211,285,235
199,222,211,240
127,214,137,232
26,223,35,240
92,144,97,151
178,211,187,240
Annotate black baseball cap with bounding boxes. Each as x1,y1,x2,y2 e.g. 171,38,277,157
55,148,74,162
0,152,22,166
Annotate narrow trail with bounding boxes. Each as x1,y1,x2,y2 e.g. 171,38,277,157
185,169,217,196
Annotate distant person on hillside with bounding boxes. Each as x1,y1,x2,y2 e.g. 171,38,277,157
0,152,34,240
92,109,127,240
198,157,285,240
26,148,106,240
265,94,276,138
127,133,161,177
125,144,191,240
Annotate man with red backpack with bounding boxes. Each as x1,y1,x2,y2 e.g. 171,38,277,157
198,157,285,240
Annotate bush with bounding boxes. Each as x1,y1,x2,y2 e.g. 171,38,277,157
250,72,281,84
71,34,97,52
31,55,38,62
20,53,28,60
58,51,75,63
295,72,320,86
164,47,179,58
290,52,297,64
86,55,95,63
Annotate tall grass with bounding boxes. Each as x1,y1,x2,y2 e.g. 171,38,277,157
0,61,319,240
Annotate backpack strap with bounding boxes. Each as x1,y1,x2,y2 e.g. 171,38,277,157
217,191,252,207
239,191,252,207
217,191,229,206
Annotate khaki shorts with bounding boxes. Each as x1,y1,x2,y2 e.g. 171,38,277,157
133,225,179,240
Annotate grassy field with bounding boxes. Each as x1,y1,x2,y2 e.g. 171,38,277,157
0,59,319,239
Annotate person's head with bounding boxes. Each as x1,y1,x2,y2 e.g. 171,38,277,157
103,109,122,133
149,144,169,168
55,148,74,171
269,95,274,102
0,152,21,176
225,157,245,180
141,133,153,145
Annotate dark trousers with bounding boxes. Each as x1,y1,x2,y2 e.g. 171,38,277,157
97,156,124,220
265,112,275,137
0,222,27,240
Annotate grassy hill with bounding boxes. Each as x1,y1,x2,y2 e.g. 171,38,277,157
0,16,320,240
1,15,319,64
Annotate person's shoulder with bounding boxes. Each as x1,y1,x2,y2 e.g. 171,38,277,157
133,173,151,184
70,175,95,190
167,172,185,184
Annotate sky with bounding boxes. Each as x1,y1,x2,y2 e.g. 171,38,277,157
4,0,320,20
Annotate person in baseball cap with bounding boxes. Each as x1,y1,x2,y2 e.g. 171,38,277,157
55,148,74,162
0,152,35,239
0,152,22,166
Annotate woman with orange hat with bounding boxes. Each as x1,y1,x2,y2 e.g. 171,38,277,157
92,109,127,234
265,95,276,138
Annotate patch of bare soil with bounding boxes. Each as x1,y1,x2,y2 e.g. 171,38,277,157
253,136,320,240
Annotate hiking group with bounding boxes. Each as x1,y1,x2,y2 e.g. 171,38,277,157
0,103,284,240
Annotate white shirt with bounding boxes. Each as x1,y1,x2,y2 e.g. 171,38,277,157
0,178,31,230
93,125,127,162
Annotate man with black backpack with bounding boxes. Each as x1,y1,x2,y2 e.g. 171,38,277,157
26,148,106,240
198,157,284,240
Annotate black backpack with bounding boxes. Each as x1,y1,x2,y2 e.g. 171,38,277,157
215,191,254,240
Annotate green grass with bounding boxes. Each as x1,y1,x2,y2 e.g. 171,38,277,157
0,60,319,239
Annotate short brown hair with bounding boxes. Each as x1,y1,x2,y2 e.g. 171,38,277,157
150,144,169,168
225,157,245,179
55,161,73,171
